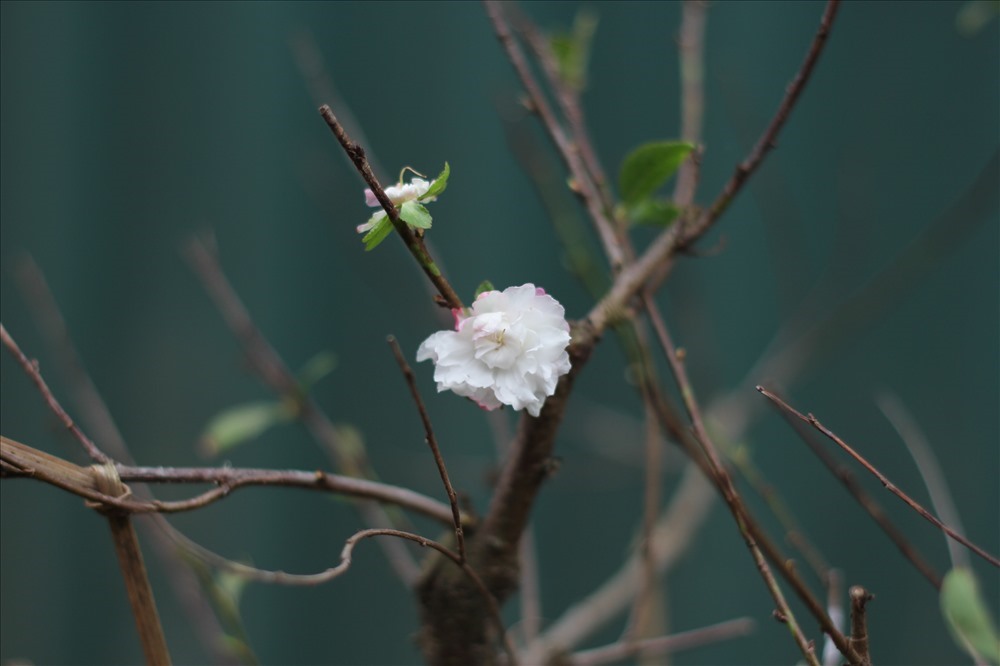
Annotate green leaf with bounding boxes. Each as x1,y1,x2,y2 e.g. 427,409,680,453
618,141,695,205
423,162,450,199
550,10,598,92
941,567,1000,663
474,280,495,298
400,201,433,229
297,350,338,391
200,401,295,456
362,214,393,251
629,198,680,227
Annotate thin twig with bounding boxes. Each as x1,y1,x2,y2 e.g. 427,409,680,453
760,391,942,589
686,0,841,240
511,7,614,215
644,379,860,664
569,617,755,666
387,335,466,563
644,299,819,665
184,234,421,585
483,0,624,271
672,0,708,208
0,323,109,464
758,387,1000,569
1,435,461,526
317,105,463,311
523,462,716,663
584,0,841,337
877,391,968,570
167,525,519,665
623,380,665,647
9,258,241,663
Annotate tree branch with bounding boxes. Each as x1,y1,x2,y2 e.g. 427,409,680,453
1,435,461,525
758,387,1000,569
387,335,466,562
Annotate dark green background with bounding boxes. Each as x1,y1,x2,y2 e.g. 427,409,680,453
2,2,997,664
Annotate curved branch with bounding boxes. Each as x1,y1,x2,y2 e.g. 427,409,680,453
1,435,462,526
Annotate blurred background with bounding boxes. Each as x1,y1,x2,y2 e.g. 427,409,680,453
1,1,997,664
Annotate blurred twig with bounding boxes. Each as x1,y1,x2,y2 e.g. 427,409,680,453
12,256,245,663
645,300,819,666
877,391,969,570
484,0,624,270
568,617,755,666
759,387,1000,569
184,234,421,585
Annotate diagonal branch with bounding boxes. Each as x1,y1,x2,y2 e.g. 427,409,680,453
758,387,1000,569
484,0,624,271
644,299,819,666
763,392,942,589
1,323,109,464
686,0,841,240
318,105,464,310
387,335,466,562
184,235,422,584
585,0,842,338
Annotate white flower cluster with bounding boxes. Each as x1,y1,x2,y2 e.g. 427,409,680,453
417,284,572,417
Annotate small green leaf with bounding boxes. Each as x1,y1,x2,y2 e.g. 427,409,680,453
474,280,495,298
629,198,680,227
200,401,295,456
362,214,393,250
297,350,338,391
550,10,598,92
400,201,433,229
423,162,450,199
941,567,1000,663
618,141,695,205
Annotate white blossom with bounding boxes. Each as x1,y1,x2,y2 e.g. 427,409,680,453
358,174,440,235
416,284,572,417
364,178,434,208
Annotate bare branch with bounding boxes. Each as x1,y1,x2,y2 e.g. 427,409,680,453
483,0,624,271
758,387,1000,569
673,0,708,208
759,390,942,588
585,0,842,337
1,323,109,464
644,301,819,666
688,0,841,239
184,234,421,585
877,391,968,570
1,435,461,526
166,525,520,665
387,335,466,562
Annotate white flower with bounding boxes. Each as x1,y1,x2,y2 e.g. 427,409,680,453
356,166,447,242
364,178,434,209
416,284,572,417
